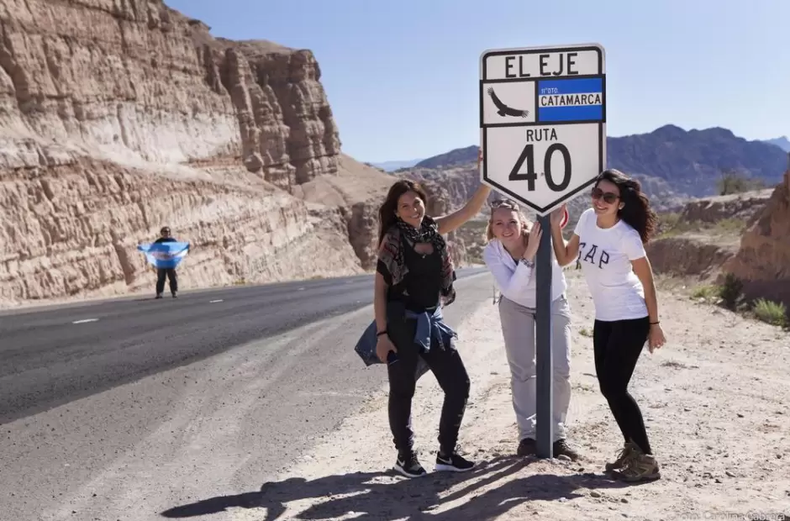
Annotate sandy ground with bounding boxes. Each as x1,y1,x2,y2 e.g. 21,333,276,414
227,269,790,521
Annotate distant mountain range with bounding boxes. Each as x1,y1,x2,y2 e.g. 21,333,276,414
368,158,423,171
398,125,788,201
764,136,790,152
414,145,479,169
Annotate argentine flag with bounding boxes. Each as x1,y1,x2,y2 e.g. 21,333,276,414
137,242,190,269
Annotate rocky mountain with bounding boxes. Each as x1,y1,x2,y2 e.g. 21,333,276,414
608,125,785,197
765,136,790,152
400,125,788,215
0,0,415,307
413,145,479,170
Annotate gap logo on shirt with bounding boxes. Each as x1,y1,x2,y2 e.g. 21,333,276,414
577,242,610,269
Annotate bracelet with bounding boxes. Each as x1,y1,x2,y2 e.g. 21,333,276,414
650,321,660,325
520,258,535,268
376,330,388,337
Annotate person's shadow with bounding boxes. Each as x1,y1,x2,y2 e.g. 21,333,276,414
160,456,637,520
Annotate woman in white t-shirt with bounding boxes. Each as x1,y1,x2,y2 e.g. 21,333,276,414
549,169,667,483
482,199,579,461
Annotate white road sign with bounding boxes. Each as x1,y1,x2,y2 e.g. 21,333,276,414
479,44,606,215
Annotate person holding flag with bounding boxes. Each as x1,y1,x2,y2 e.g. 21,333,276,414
138,226,190,299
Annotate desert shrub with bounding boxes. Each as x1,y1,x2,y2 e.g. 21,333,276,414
718,273,743,310
752,299,788,327
713,218,747,235
691,285,719,301
717,171,765,196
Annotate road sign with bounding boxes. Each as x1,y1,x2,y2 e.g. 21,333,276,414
479,44,606,215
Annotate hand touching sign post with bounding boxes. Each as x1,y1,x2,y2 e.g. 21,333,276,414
479,43,607,459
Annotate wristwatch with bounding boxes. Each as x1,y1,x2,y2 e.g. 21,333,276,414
520,258,535,268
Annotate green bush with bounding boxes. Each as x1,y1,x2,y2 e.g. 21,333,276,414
718,273,743,310
717,171,765,196
752,299,788,327
691,285,719,301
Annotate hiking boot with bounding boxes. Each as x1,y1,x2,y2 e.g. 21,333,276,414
605,441,638,472
613,452,661,482
553,439,580,461
435,452,475,472
394,452,426,478
517,438,536,457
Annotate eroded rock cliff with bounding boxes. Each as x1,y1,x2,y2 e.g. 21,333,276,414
0,156,367,304
646,189,772,280
0,0,339,185
0,0,387,307
0,0,476,307
723,156,790,308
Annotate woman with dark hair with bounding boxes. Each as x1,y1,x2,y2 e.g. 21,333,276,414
549,168,666,483
374,178,490,478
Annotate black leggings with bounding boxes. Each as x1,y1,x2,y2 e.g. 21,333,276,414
386,306,470,458
593,316,652,455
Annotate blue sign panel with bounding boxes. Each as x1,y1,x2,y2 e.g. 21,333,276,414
538,77,603,122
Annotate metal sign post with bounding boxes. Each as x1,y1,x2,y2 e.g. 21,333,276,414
479,43,606,459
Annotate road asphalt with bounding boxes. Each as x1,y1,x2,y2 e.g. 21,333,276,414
0,269,493,521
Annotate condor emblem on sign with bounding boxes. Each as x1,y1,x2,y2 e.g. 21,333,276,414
479,44,606,215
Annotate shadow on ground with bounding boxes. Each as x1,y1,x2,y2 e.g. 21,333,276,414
160,456,643,520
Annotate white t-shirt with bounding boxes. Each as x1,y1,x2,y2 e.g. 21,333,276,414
573,208,648,321
483,239,567,308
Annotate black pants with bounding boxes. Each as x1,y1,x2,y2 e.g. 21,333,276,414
593,316,652,455
156,268,178,295
386,306,470,457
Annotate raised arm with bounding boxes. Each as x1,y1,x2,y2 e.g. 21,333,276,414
436,183,491,235
549,204,580,266
482,223,542,295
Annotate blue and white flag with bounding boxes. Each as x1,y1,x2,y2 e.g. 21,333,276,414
137,242,190,269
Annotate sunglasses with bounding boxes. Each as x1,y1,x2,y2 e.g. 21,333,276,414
490,199,520,209
591,187,620,204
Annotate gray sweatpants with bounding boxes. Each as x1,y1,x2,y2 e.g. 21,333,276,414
498,294,572,442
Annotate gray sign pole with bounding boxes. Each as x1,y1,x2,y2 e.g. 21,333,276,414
535,214,554,458
478,43,606,459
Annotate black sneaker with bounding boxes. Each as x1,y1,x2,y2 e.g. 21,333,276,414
435,452,475,472
155,293,163,299
517,438,536,457
394,453,426,478
553,439,580,461
172,292,178,298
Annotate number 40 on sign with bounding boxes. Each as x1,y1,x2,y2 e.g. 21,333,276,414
479,43,607,216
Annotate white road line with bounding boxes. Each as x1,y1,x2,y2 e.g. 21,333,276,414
72,318,99,324
209,299,224,303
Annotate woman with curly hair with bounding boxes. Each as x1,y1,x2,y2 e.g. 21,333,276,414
374,178,490,478
550,169,667,483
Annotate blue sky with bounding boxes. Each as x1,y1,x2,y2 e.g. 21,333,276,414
167,0,789,163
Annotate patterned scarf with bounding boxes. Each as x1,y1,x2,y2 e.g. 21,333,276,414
379,216,456,306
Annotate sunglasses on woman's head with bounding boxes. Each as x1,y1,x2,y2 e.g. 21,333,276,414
491,199,519,209
591,187,619,204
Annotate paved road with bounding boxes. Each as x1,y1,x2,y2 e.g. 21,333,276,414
0,268,487,425
1,269,494,521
